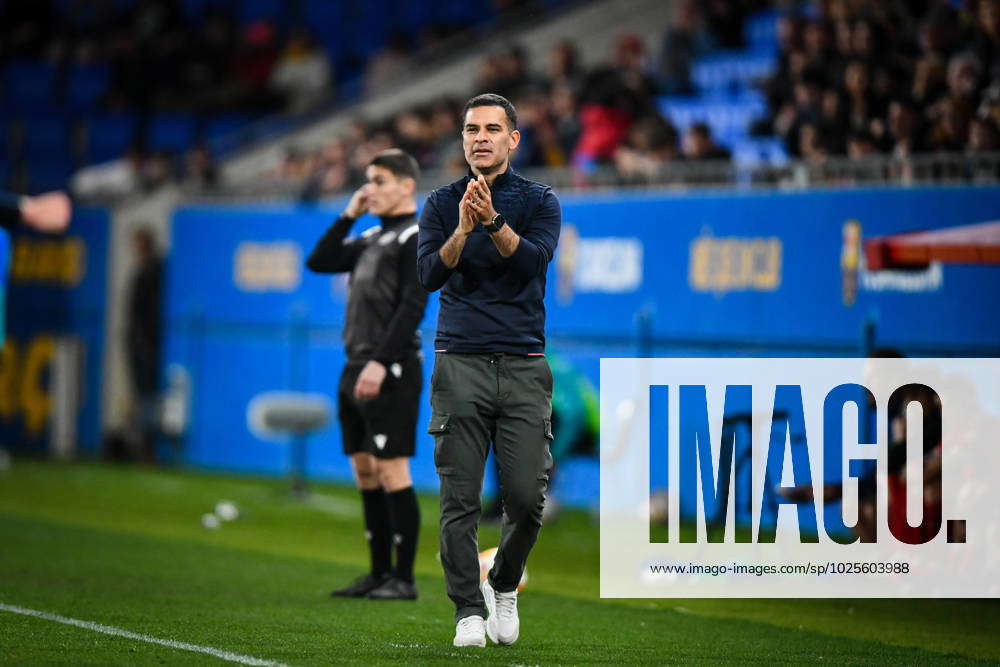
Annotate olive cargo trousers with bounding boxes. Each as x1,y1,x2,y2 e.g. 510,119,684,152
428,352,553,621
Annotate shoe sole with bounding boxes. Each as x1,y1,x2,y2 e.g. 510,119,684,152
452,637,486,648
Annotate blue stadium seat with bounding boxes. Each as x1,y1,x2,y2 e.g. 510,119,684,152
745,10,779,51
204,113,259,155
65,64,109,112
658,95,768,147
691,50,777,95
239,0,284,23
148,113,197,154
732,137,790,167
3,61,57,112
86,113,138,164
27,156,75,193
20,113,73,160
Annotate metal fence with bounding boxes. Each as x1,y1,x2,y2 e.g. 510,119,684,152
187,151,1000,203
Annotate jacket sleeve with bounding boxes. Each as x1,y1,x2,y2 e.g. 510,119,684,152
507,187,561,279
0,192,23,231
416,194,454,292
305,216,364,273
371,231,428,364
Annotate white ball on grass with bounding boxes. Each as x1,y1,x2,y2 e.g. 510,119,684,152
201,513,221,530
215,500,239,521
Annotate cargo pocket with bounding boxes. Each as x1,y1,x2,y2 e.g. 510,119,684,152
427,413,452,473
540,418,554,480
543,418,554,440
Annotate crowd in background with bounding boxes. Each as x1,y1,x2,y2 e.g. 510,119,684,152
273,0,1000,196
277,30,741,198
758,0,1000,163
1,0,332,113
12,0,1000,196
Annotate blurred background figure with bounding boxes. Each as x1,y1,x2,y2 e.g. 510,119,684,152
125,227,164,463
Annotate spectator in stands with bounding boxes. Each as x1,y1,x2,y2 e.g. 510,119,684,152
230,19,281,111
888,99,924,158
183,145,218,190
547,41,584,95
847,130,878,159
574,34,657,167
366,31,414,94
181,12,238,111
614,117,680,181
682,122,730,160
301,137,352,200
269,28,332,114
549,83,581,162
911,55,948,109
843,60,880,137
797,122,828,165
820,88,848,154
658,0,711,95
394,110,435,168
927,96,972,152
972,0,1000,82
703,0,750,49
846,130,883,182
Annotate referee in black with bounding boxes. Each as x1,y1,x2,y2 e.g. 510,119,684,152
417,94,561,647
307,149,427,600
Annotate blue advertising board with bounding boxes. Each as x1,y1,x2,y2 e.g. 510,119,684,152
164,185,1000,511
0,207,110,454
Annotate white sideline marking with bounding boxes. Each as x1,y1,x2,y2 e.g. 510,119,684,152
0,602,288,666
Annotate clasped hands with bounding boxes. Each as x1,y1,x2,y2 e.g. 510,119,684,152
458,174,498,235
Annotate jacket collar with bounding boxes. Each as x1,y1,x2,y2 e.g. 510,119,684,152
464,165,516,190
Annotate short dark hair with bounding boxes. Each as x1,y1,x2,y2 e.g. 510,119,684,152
369,148,420,181
689,122,712,138
462,93,518,130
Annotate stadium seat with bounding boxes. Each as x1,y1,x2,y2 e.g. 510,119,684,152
3,61,57,112
658,95,768,147
20,113,73,160
204,113,259,155
239,0,285,23
27,156,75,193
732,137,790,167
744,9,780,51
64,64,109,112
691,50,777,95
148,113,197,154
86,113,138,164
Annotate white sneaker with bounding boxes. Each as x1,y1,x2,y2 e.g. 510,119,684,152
482,578,519,645
453,615,486,647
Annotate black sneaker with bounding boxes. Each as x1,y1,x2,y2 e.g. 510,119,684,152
367,576,418,600
329,573,389,598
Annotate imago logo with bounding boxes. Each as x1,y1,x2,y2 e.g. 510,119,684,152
652,382,958,546
599,358,999,598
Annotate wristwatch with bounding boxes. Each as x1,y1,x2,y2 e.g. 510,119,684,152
485,213,507,234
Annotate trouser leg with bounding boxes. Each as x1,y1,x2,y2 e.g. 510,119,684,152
429,353,494,621
490,356,554,593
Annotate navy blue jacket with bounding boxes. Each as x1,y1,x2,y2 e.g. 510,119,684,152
416,169,561,355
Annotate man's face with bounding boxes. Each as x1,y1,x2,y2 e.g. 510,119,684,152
462,105,520,174
364,164,412,216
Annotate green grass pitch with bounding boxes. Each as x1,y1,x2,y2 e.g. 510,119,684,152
1,460,998,665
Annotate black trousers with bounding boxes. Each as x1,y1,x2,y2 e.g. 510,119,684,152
428,352,553,621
